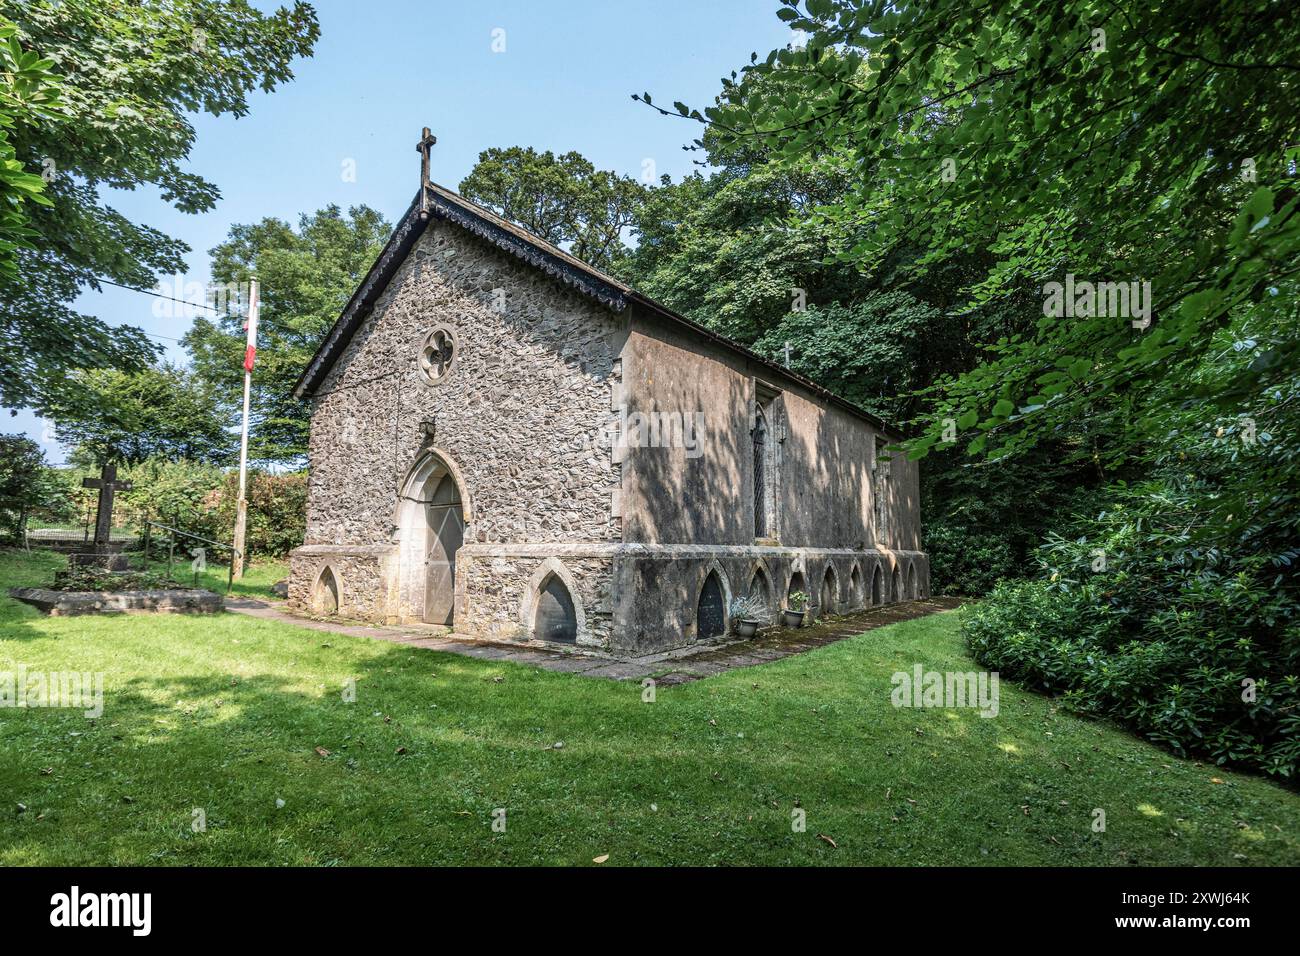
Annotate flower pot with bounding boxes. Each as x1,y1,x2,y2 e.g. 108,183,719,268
782,608,805,628
735,619,759,638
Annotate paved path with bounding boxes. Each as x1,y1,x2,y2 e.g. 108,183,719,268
225,596,964,684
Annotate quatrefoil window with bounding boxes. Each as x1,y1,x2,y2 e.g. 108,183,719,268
418,326,457,385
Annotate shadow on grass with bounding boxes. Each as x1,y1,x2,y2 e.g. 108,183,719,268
1,589,1298,867
2,644,834,865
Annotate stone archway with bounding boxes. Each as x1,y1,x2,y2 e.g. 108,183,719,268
312,564,341,615
849,563,865,609
787,568,807,609
519,557,588,644
395,448,470,625
819,564,839,618
694,560,732,641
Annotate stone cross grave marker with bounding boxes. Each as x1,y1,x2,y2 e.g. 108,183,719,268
73,463,133,570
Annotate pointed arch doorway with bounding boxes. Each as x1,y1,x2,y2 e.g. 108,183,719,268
423,472,463,625
396,449,469,627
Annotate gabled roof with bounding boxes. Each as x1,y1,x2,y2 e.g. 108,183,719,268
292,181,899,437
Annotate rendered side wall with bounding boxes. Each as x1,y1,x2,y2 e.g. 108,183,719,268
617,310,923,551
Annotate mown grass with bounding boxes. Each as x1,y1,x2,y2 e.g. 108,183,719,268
1,548,1296,866
140,553,288,600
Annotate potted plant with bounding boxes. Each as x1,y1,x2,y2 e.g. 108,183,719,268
728,595,766,638
783,590,808,627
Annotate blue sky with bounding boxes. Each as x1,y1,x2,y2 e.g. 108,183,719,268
17,0,795,461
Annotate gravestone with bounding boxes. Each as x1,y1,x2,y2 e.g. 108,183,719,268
69,463,133,572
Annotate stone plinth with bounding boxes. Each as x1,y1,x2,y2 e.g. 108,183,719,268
8,587,224,616
68,552,131,572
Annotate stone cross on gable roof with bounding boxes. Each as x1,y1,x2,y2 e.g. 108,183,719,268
416,127,437,221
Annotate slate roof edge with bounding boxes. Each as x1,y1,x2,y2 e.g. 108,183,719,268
292,183,904,440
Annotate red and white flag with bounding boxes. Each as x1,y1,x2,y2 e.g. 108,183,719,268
242,281,259,372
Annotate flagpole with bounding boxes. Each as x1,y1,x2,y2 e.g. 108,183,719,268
232,278,259,582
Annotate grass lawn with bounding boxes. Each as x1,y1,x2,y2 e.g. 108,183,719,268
142,553,288,601
1,547,1297,866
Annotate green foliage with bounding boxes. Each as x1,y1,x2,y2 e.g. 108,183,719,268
618,153,874,344
459,146,647,272
46,364,233,466
52,565,182,592
38,458,303,562
965,577,1300,780
921,443,1108,596
964,458,1300,778
1,0,319,414
0,17,61,282
114,458,226,531
923,523,1015,598
752,294,943,420
20,466,81,530
695,2,1299,478
0,433,56,540
961,275,1300,777
239,470,308,561
192,470,307,561
627,76,1095,595
185,205,390,463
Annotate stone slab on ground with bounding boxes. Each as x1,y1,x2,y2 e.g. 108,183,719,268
68,552,131,572
224,596,963,682
10,587,224,616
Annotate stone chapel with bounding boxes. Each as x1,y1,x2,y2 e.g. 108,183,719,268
288,148,928,656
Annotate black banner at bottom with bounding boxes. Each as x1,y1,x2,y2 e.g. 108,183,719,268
0,865,1287,941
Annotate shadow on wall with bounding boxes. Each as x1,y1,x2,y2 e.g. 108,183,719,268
533,573,579,643
781,399,873,549
625,350,885,547
819,564,838,615
622,348,751,546
623,335,911,552
850,564,864,606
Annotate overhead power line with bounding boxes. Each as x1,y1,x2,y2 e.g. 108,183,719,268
78,275,244,344
90,276,242,322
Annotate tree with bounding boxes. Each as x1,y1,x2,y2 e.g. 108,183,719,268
618,153,879,344
750,294,943,421
459,146,647,271
641,3,1300,770
46,364,234,466
111,456,225,535
185,205,391,464
0,0,319,414
960,286,1300,778
0,18,61,282
193,469,307,561
658,1,1299,490
618,108,1032,406
0,433,53,540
